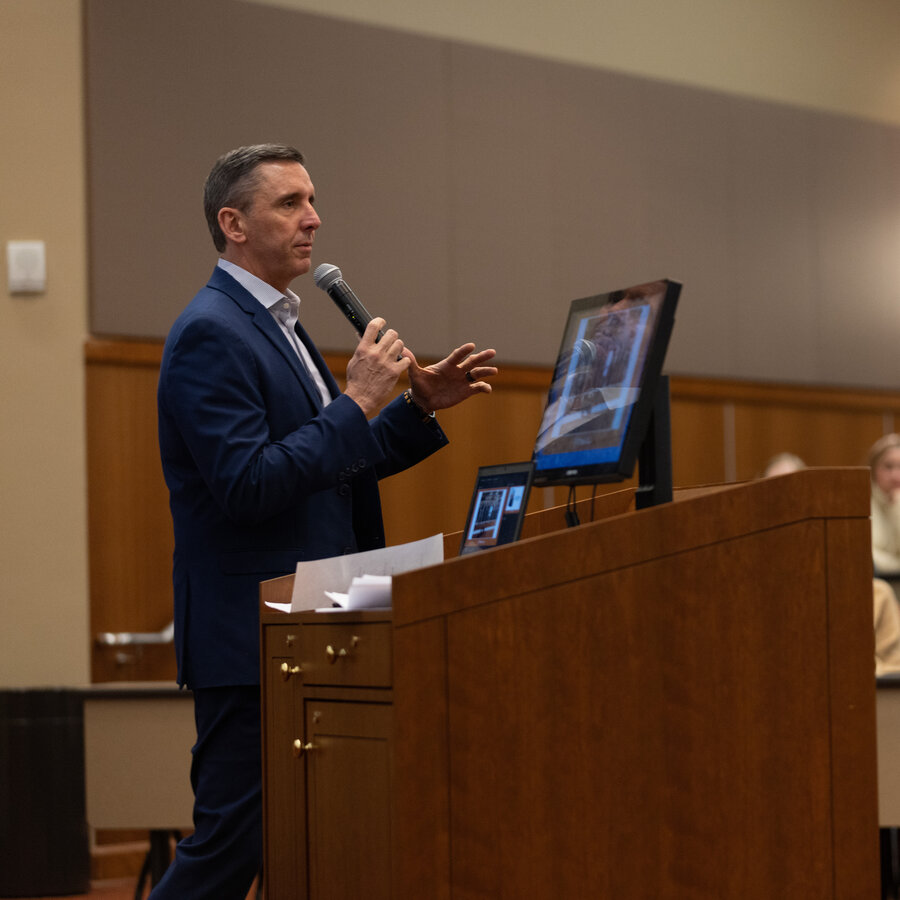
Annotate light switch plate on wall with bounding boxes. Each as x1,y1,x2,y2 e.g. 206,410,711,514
7,240,46,293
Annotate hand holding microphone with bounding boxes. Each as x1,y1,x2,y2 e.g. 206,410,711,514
314,263,409,415
314,261,497,416
343,317,410,417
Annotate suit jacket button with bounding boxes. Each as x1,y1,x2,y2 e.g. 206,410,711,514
338,484,351,496
358,458,367,468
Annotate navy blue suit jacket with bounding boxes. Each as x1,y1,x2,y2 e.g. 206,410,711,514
157,266,447,688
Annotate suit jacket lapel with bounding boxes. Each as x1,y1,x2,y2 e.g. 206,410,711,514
207,267,326,411
295,321,340,400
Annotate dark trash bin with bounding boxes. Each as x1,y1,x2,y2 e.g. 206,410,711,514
0,688,90,897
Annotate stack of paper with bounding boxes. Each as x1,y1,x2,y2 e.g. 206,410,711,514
262,534,444,613
324,574,392,610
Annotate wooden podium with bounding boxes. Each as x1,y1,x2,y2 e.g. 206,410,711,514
260,468,879,899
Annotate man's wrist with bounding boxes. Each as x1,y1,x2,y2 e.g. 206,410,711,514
404,389,435,421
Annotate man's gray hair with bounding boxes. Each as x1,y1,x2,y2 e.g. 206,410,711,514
204,143,306,252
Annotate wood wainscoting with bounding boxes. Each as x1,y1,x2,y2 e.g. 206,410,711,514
85,337,900,683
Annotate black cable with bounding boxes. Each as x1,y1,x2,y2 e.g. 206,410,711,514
564,484,580,527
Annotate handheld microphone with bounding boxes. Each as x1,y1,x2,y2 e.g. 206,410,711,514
313,263,385,341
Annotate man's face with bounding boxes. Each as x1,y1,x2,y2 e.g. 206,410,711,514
226,160,321,291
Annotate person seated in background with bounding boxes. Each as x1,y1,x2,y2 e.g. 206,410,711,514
758,450,900,675
868,434,900,578
874,577,900,676
760,451,806,478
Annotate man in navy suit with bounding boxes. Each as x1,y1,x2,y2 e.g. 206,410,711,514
152,144,496,898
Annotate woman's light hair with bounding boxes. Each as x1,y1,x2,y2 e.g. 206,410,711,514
868,433,900,474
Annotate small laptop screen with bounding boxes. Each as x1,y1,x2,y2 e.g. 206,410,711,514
458,462,534,556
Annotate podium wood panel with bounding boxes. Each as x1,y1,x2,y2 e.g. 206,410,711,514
391,467,878,899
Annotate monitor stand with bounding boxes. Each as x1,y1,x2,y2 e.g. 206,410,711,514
635,375,673,510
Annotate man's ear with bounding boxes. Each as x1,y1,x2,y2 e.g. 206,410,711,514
218,207,246,244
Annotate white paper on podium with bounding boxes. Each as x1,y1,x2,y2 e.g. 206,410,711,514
323,573,392,610
279,533,444,612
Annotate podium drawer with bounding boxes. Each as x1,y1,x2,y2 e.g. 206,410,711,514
299,622,391,687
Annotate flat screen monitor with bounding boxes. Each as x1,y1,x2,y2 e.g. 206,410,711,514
532,279,680,487
458,462,534,555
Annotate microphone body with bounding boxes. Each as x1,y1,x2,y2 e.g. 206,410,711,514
313,263,385,341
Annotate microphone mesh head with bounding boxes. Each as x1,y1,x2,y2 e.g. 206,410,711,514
313,263,341,290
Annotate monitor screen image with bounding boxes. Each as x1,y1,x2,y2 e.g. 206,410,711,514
532,279,680,487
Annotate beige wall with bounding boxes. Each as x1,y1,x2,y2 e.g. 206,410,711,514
0,0,89,686
246,0,900,127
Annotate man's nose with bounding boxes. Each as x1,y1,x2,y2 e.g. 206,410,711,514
305,206,322,230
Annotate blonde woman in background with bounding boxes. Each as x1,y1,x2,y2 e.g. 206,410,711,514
869,434,900,578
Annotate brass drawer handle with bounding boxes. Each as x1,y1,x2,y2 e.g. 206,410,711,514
325,644,346,663
280,662,301,680
292,739,314,757
325,635,359,664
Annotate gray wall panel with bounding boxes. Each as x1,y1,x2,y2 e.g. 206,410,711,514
729,103,818,383
85,0,900,389
85,0,454,351
811,118,900,386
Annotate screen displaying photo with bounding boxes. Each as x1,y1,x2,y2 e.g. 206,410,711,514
459,462,535,555
532,280,679,485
